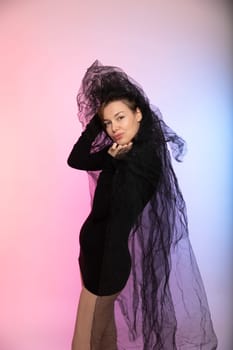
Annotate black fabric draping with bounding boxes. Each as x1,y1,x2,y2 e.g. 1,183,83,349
70,60,217,349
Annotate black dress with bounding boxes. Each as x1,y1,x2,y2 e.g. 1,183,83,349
68,114,218,349
68,60,218,348
67,115,161,296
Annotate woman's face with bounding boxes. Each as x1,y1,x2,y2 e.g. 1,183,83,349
101,100,142,145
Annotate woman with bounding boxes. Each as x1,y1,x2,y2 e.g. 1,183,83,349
67,60,217,350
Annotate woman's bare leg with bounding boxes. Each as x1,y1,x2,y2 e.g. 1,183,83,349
90,293,118,350
71,287,118,350
71,287,97,350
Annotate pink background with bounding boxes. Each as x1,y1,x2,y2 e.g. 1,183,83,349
0,1,232,349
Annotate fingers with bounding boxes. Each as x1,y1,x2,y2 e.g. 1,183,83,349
111,143,118,150
108,142,133,158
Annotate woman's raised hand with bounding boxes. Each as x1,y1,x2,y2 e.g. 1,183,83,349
108,142,133,158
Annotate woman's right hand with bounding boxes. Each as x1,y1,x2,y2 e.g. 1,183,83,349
108,142,133,158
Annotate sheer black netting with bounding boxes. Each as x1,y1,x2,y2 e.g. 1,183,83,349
76,60,217,349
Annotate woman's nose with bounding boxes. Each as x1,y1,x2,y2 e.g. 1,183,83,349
111,122,118,133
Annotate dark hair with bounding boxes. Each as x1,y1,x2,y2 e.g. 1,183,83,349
77,61,185,161
96,87,159,146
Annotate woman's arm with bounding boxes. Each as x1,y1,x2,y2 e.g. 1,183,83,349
67,115,110,171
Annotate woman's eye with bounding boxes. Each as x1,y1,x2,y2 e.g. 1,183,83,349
117,116,124,120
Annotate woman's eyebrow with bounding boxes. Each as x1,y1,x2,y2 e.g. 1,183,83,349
103,111,124,121
114,111,124,117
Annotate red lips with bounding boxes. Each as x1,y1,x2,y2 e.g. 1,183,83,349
114,133,124,141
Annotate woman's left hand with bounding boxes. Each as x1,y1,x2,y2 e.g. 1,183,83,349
108,142,133,158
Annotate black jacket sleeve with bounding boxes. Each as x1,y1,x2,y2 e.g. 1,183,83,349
67,115,110,171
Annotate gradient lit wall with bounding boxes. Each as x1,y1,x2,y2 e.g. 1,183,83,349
0,1,232,349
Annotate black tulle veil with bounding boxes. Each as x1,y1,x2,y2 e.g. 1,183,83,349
76,60,217,349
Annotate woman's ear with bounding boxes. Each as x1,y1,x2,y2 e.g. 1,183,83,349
136,108,143,122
